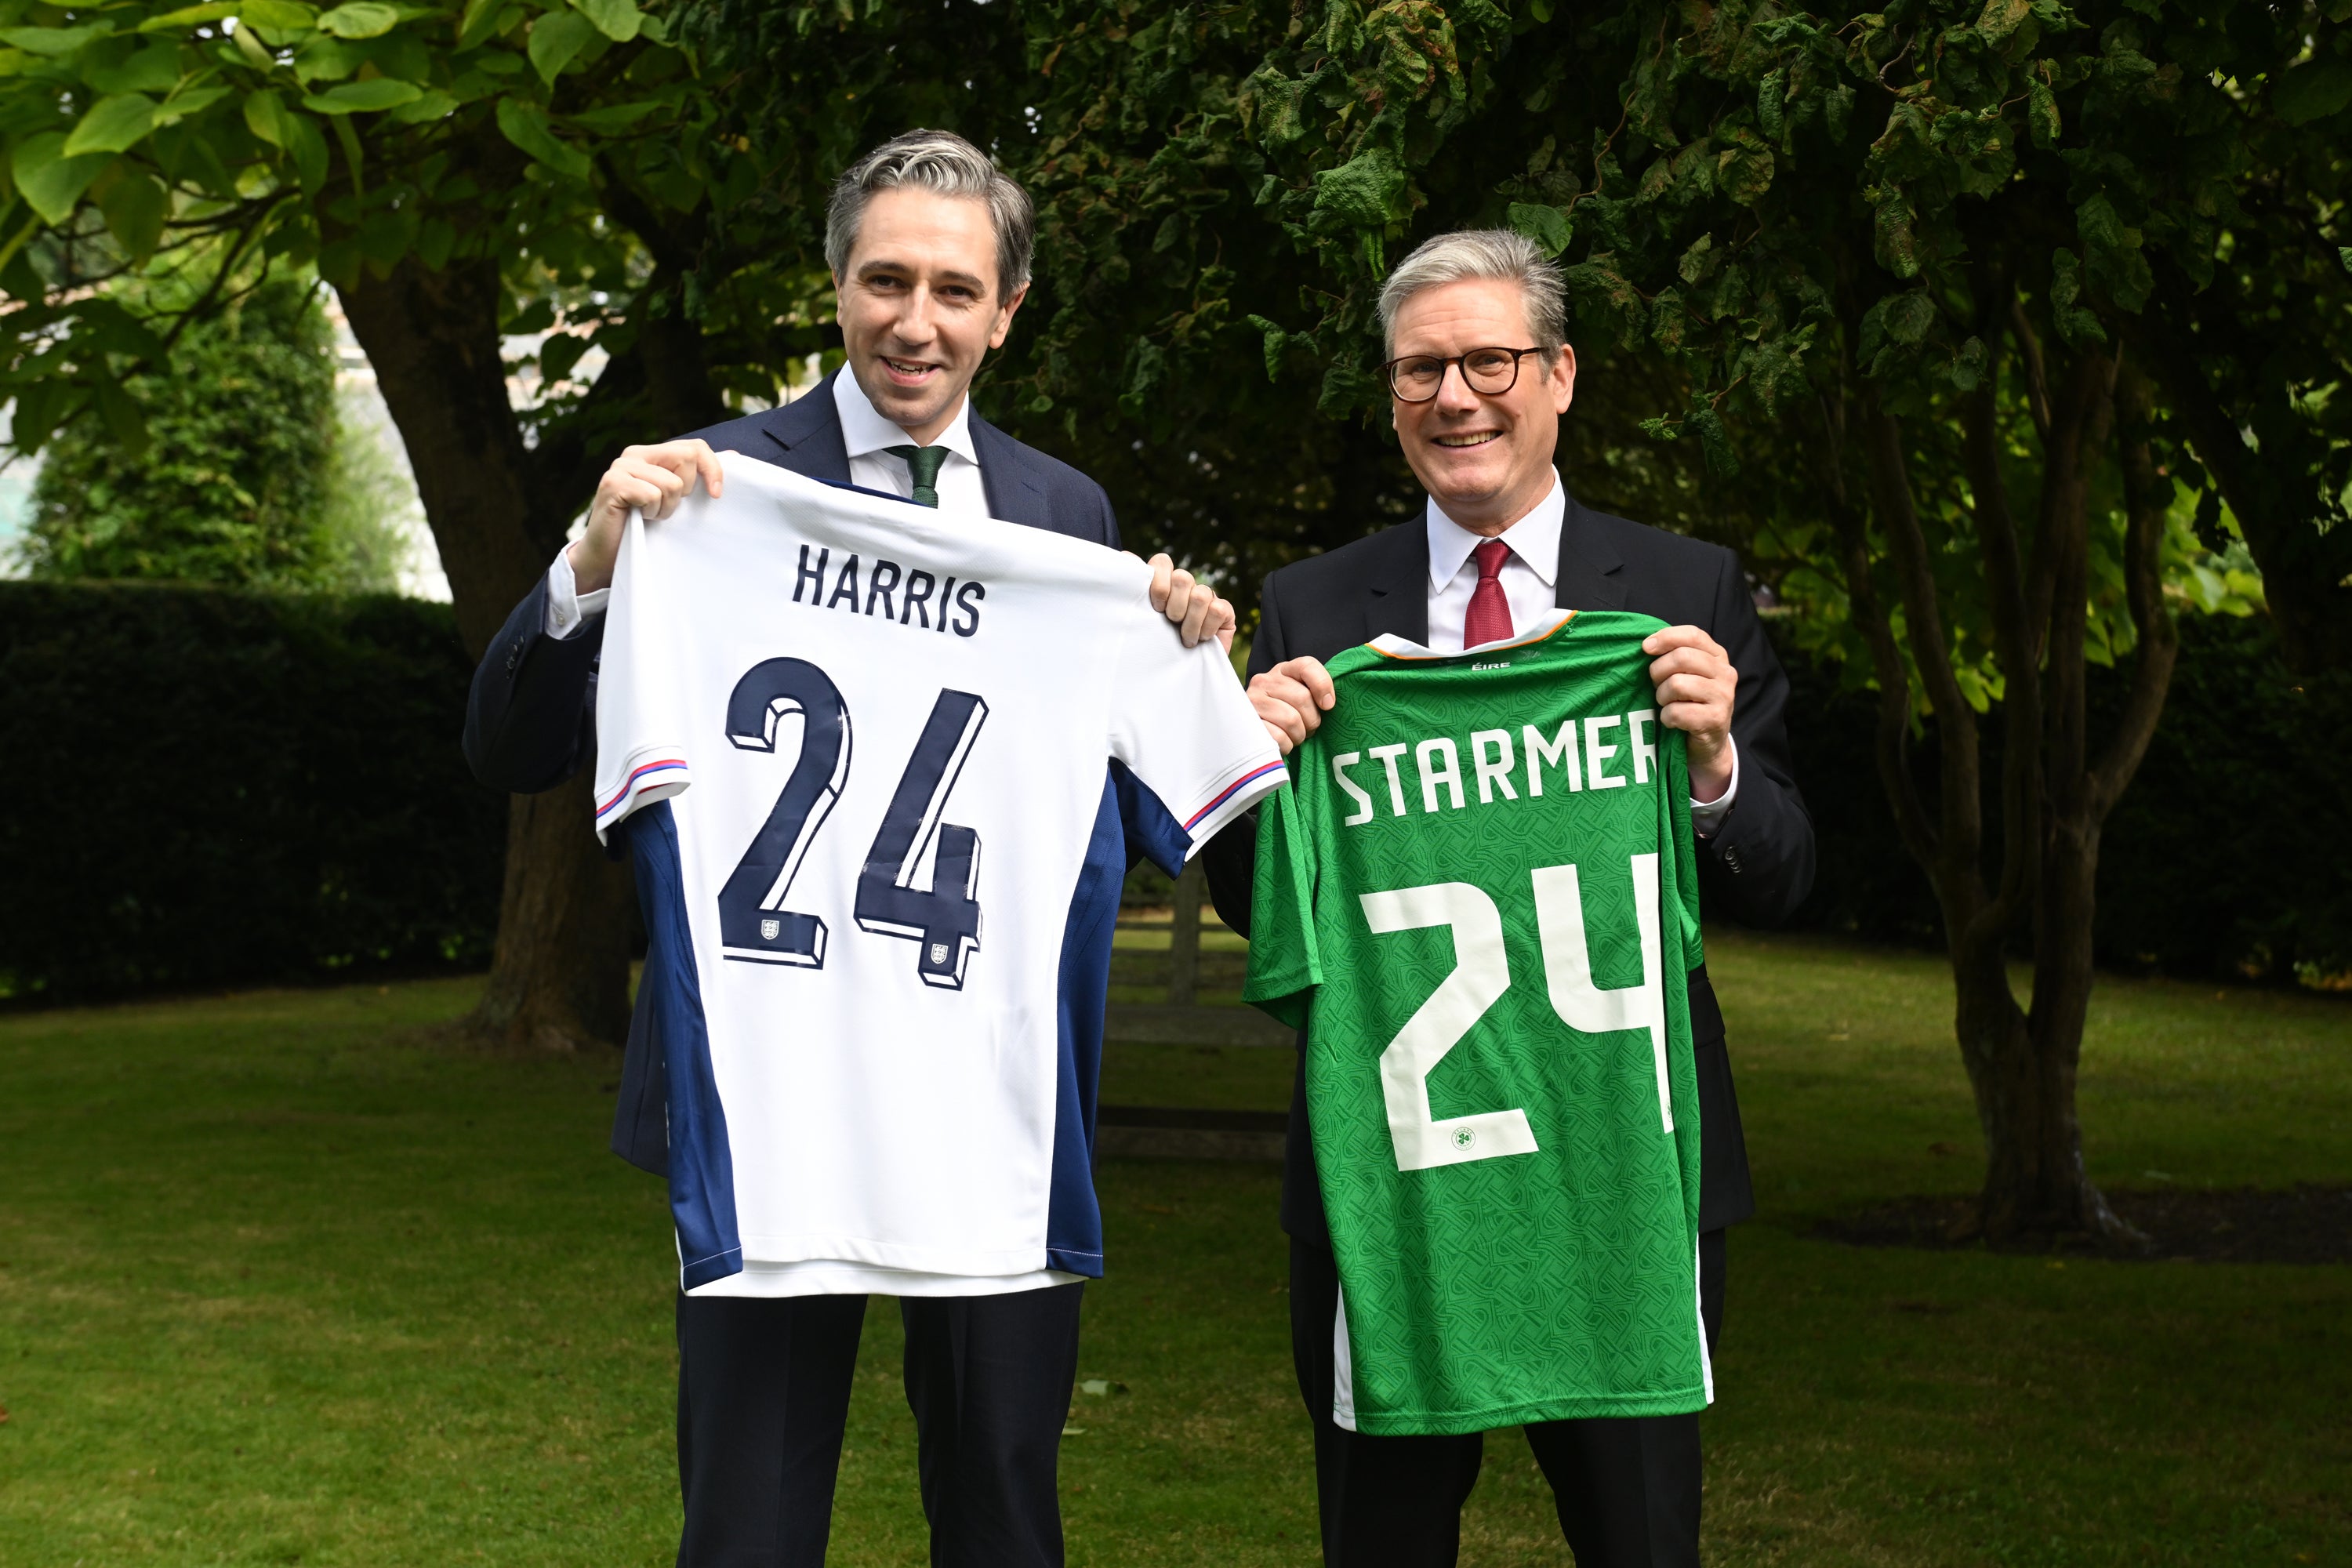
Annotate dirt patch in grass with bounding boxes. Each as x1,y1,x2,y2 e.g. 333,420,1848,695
1819,1184,2352,1265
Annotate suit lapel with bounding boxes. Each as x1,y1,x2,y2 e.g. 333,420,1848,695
1363,521,1430,645
752,372,853,483
1555,488,1629,612
968,412,1054,531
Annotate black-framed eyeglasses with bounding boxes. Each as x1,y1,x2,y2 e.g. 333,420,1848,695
1381,347,1547,402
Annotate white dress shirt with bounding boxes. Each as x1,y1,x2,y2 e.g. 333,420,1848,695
1426,474,1739,833
543,372,989,638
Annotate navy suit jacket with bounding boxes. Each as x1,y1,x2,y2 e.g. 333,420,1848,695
1199,486,1816,1236
461,372,1120,1173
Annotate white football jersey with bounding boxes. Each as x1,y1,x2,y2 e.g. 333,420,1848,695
592,454,1285,1298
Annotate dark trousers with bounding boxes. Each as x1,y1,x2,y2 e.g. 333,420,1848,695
674,1283,1084,1568
1290,1229,1726,1568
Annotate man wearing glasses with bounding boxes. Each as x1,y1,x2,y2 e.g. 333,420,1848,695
1202,229,1814,1566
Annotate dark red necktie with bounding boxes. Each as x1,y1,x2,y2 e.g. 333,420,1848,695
1463,537,1515,648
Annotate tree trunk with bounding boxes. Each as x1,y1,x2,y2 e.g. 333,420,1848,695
338,251,635,1051
471,775,635,1053
1849,351,2145,1247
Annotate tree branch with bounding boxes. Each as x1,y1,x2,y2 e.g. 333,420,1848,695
2086,357,2180,821
1959,352,2044,947
1818,390,1938,867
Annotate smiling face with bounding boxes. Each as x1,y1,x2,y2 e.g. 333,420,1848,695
1388,277,1577,535
834,187,1028,445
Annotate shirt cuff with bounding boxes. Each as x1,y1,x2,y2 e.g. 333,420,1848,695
544,543,609,641
1689,739,1739,838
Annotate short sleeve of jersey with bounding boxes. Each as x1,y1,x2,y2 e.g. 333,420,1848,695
1105,609,1287,875
1241,775,1321,1032
590,510,692,843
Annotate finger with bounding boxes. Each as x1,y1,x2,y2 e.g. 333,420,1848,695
1287,658,1337,710
1250,693,1308,746
1648,650,1732,687
602,470,672,517
1263,720,1297,757
691,441,724,500
1642,625,1724,659
626,462,690,520
1254,680,1324,739
1653,673,1733,711
1146,553,1174,612
1180,585,1214,647
1163,569,1198,623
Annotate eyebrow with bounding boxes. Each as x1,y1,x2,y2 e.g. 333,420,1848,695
855,260,989,292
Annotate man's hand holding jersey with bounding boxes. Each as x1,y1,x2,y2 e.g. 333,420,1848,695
1247,630,1739,804
561,435,1237,652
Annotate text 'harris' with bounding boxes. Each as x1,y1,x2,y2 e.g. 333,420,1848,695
794,545,987,637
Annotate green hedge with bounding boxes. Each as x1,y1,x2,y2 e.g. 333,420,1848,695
1779,615,2352,988
3,582,2340,1004
0,582,504,1002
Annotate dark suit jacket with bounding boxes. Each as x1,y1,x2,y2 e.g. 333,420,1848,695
1201,483,1814,1239
462,371,1122,1173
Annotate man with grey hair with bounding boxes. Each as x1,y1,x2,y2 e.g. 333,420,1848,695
464,127,1235,1567
1203,227,1815,1566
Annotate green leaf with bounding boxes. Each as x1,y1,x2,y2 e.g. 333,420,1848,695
140,3,241,32
94,376,151,456
2274,60,2352,126
1976,0,2032,41
330,107,362,191
572,0,641,43
1948,334,1988,392
302,77,422,112
241,1,322,28
154,85,233,126
2027,77,2060,148
528,9,596,85
98,170,167,258
495,95,591,180
1686,407,1737,476
244,88,292,145
357,202,416,264
0,26,110,58
1505,201,1571,259
317,2,400,39
456,0,506,50
13,132,111,223
86,43,183,95
1308,146,1406,230
2047,249,2107,346
1884,291,1936,346
63,94,159,158
2075,192,2126,252
388,88,456,123
1245,314,1287,381
565,100,661,132
540,330,590,381
285,107,329,190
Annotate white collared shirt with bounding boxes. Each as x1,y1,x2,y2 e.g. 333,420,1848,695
543,372,990,638
1425,473,1738,831
831,368,990,517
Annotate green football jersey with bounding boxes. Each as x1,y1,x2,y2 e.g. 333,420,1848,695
1245,610,1709,1437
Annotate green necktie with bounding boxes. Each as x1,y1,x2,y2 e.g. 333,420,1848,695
884,444,949,508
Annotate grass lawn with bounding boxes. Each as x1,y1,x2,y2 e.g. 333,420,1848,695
1,931,2345,1566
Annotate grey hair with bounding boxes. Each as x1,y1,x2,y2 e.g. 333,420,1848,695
824,129,1036,299
1377,229,1570,361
